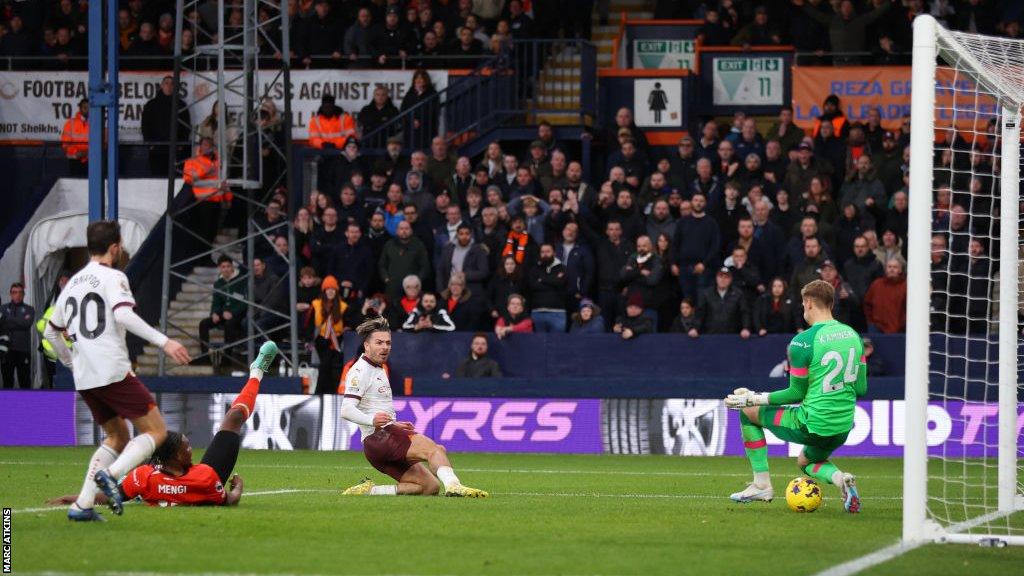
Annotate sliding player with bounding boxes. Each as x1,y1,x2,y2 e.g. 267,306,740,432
48,341,279,509
44,220,192,521
724,280,865,513
340,316,488,497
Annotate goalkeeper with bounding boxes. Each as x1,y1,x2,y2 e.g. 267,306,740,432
724,280,865,513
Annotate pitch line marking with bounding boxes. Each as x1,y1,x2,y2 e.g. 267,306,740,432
9,489,333,514
809,540,925,576
0,460,908,480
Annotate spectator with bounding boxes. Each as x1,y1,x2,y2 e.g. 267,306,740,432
455,334,503,377
250,257,288,335
766,106,804,157
606,107,649,154
448,158,475,209
555,222,595,309
673,192,721,301
669,299,699,336
311,275,349,394
863,258,908,333
783,216,828,275
495,293,533,338
310,206,343,274
487,254,528,321
387,274,423,329
0,283,34,389
754,277,798,335
817,259,860,329
843,234,883,298
862,337,886,376
840,154,887,218
646,199,676,243
815,121,848,189
330,222,375,299
401,69,439,151
141,76,190,177
697,6,732,45
0,16,33,57
791,236,826,299
569,298,605,334
690,158,721,204
441,272,488,331
619,235,663,312
733,118,766,162
61,98,89,177
693,267,752,338
528,244,568,332
295,266,321,338
713,180,750,251
379,220,431,302
501,214,539,267
358,86,400,148
402,292,456,332
874,228,906,269
198,256,246,368
613,292,654,340
437,224,490,294
726,246,762,306
784,142,832,202
669,135,699,191
426,136,457,191
798,0,892,65
731,5,781,46
372,6,413,67
300,0,343,67
344,7,376,66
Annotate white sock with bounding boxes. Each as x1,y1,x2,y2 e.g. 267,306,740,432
74,445,119,510
754,471,771,488
250,368,264,380
106,433,157,479
831,470,846,487
436,466,460,488
369,485,397,496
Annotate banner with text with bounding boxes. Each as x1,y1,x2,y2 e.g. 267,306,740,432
792,66,999,131
632,40,696,71
5,392,1019,460
0,69,448,142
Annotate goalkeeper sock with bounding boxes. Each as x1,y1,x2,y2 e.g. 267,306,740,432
740,411,769,475
803,461,840,485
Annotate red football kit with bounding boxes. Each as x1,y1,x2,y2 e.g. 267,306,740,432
121,463,227,506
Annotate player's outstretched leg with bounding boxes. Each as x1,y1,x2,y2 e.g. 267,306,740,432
730,407,773,503
68,420,125,522
407,434,488,498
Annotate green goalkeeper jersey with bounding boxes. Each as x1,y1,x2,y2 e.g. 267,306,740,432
769,319,867,436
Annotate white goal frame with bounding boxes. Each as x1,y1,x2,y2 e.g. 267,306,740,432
905,14,1024,546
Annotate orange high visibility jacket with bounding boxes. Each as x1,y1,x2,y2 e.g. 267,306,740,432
61,113,89,161
183,153,232,202
308,113,355,149
812,115,848,139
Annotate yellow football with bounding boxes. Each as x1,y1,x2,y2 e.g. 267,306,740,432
785,477,823,512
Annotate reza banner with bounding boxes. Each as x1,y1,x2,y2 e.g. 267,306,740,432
0,69,448,142
792,66,998,131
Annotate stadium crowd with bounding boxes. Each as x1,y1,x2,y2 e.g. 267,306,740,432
4,1,1024,67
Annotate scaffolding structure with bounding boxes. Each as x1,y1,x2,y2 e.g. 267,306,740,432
159,0,298,375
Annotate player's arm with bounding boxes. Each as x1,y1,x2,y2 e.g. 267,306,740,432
855,346,868,397
112,306,191,365
725,337,810,408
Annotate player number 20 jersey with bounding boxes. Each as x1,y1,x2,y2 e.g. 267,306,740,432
787,319,866,436
49,261,136,390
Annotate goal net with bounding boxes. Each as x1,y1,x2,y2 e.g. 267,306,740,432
905,15,1024,545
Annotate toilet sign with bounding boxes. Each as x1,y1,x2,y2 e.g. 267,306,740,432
633,79,682,128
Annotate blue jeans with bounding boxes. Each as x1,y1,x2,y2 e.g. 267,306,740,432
679,264,713,302
531,310,567,333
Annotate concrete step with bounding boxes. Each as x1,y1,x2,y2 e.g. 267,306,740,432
533,97,583,110
166,308,210,321
527,112,593,126
538,82,583,96
173,290,213,303
169,299,210,312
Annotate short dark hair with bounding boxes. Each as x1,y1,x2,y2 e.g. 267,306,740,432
217,255,233,266
152,431,183,465
10,282,24,290
86,220,122,255
456,223,473,234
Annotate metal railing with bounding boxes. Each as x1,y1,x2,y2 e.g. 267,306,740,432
0,53,491,71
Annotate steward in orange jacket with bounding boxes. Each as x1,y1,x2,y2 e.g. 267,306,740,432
61,99,90,177
184,137,233,202
308,93,355,149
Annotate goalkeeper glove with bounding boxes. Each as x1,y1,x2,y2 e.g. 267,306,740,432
724,387,769,410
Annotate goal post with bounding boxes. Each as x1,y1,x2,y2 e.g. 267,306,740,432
905,14,1024,546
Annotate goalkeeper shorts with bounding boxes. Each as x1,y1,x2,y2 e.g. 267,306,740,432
757,406,848,463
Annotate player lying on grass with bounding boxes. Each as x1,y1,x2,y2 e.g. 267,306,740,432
340,316,488,497
48,341,279,509
723,280,865,513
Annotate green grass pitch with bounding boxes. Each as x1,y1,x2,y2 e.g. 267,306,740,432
2,447,1022,575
